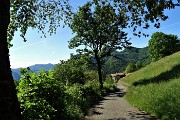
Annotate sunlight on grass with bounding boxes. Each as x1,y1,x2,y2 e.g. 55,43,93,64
121,51,180,120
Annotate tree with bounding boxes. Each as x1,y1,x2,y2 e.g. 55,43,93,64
148,32,180,62
136,61,143,70
0,1,22,119
69,2,130,89
0,0,71,119
125,63,137,73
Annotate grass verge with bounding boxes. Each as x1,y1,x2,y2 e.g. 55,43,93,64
121,52,180,120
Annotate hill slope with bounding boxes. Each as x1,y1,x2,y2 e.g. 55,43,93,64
121,51,180,119
12,63,55,80
103,46,150,74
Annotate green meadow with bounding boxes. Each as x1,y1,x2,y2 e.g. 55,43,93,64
121,51,180,120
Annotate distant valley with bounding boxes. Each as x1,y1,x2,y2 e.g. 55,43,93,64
12,63,55,80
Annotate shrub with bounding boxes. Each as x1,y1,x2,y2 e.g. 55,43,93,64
65,84,86,119
18,69,66,120
82,79,102,106
18,68,118,119
103,76,117,93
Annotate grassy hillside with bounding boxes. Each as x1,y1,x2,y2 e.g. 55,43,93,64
121,51,180,120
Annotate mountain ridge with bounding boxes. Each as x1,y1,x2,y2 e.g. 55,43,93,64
12,63,55,80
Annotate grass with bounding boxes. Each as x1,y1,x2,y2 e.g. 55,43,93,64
121,51,180,120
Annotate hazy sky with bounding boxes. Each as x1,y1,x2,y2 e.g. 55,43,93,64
9,1,180,68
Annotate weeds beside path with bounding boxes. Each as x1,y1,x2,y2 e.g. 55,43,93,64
85,82,157,120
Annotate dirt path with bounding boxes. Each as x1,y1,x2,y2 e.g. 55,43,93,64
85,82,157,120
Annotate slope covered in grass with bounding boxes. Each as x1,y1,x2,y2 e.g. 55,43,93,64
121,51,180,120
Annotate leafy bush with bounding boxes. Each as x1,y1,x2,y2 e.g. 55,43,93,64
103,76,117,93
64,84,86,119
18,69,66,120
135,61,143,70
18,68,117,119
82,80,102,106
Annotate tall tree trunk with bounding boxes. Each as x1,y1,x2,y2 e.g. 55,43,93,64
95,53,103,89
0,0,22,119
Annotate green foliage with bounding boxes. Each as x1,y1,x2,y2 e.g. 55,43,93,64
125,63,137,73
18,69,66,120
14,80,19,87
103,76,117,92
135,61,143,70
103,47,150,74
9,0,72,44
82,78,102,106
53,55,86,85
148,32,180,62
17,67,117,119
113,0,179,37
124,61,143,73
64,84,85,120
122,51,180,119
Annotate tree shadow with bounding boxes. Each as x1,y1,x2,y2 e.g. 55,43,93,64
109,90,126,98
133,64,180,86
108,118,127,120
85,87,126,118
128,111,158,120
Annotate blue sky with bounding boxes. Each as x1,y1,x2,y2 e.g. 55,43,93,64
9,1,180,68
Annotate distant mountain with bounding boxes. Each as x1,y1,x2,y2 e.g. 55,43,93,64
11,63,55,80
12,71,21,81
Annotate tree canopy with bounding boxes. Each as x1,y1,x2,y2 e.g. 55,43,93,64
69,1,131,88
148,32,180,62
112,0,180,37
8,0,72,45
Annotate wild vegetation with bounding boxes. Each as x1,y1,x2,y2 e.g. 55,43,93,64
16,56,117,120
121,51,180,120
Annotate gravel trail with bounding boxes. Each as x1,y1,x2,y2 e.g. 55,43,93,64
85,82,157,120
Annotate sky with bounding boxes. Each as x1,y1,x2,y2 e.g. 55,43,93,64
9,1,180,68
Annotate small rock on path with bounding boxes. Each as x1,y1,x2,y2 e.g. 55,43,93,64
85,82,157,120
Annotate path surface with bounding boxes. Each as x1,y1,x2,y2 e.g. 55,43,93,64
85,82,157,120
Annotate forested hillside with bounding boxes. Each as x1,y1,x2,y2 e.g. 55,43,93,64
103,46,150,74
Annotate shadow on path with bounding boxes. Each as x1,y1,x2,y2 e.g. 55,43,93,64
85,84,158,120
